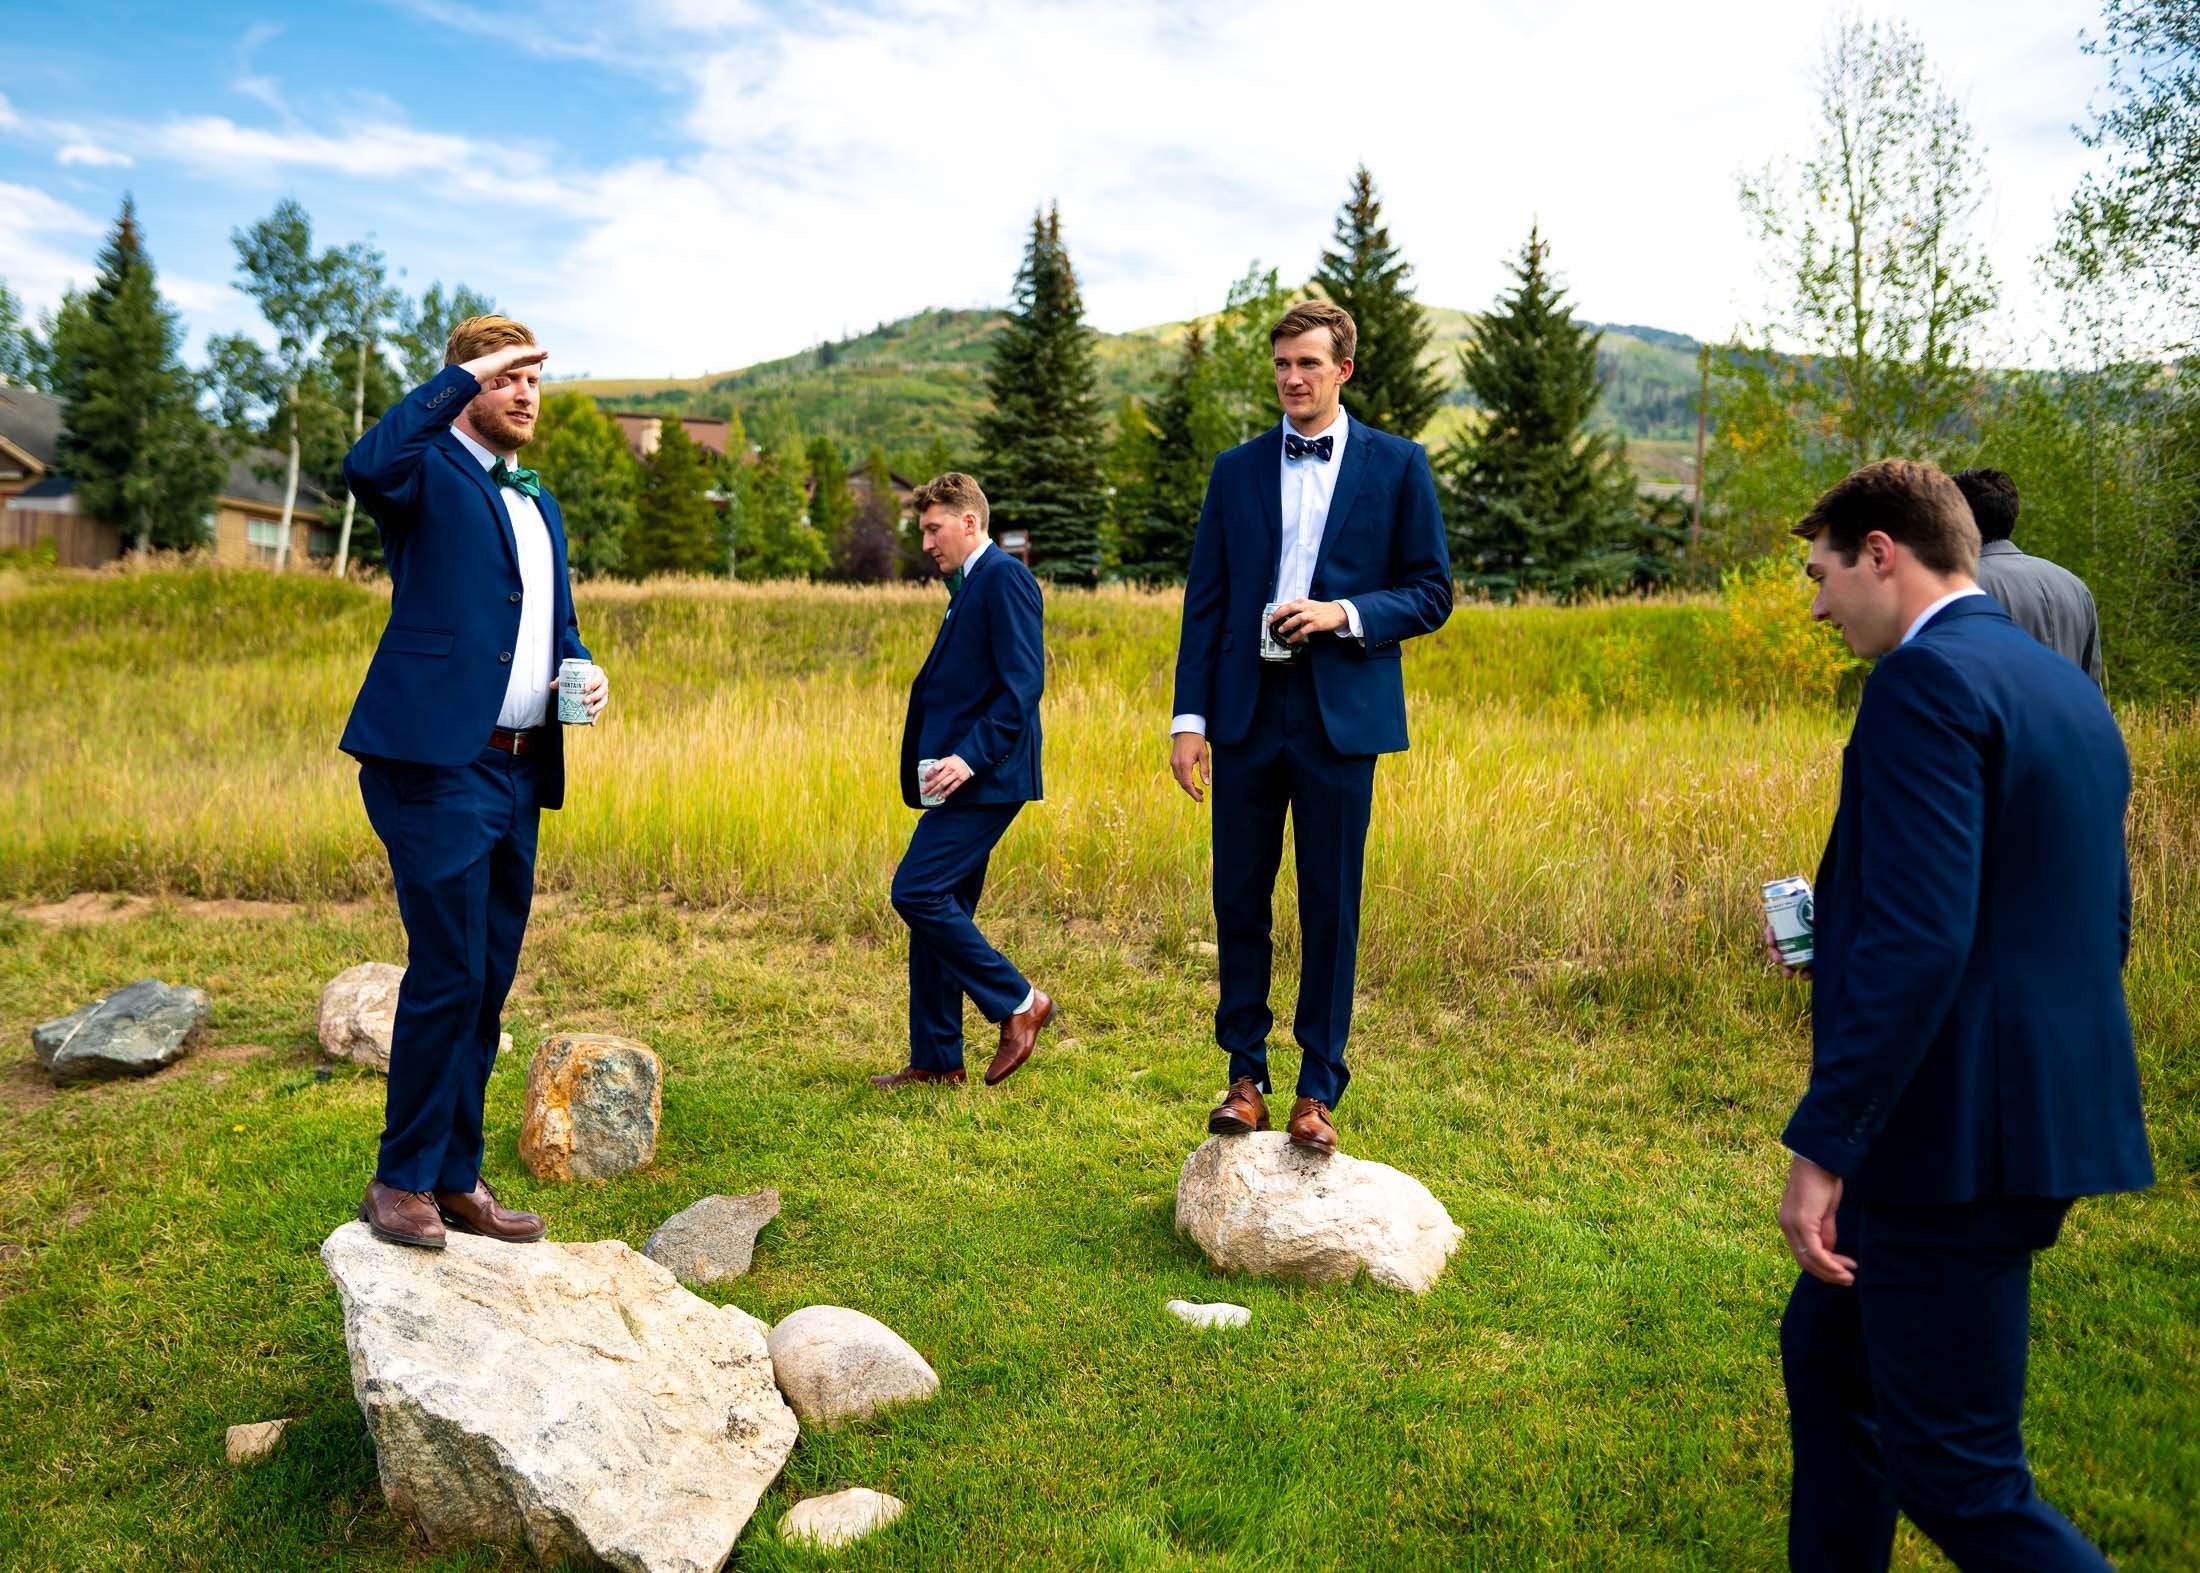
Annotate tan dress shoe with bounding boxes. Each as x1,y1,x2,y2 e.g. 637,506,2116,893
1287,1097,1339,1155
1207,1076,1271,1135
435,1179,546,1242
869,1066,967,1089
360,1180,446,1249
986,990,1054,1085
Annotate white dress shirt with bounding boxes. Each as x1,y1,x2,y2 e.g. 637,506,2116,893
454,425,556,730
1171,409,1361,738
1900,586,1988,648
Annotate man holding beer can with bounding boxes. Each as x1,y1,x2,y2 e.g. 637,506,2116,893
340,315,608,1250
1772,460,2150,1571
871,473,1054,1091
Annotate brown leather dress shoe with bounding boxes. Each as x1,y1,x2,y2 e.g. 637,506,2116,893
1207,1076,1271,1135
435,1178,547,1243
360,1180,446,1250
869,1066,967,1089
1286,1097,1339,1155
985,989,1054,1086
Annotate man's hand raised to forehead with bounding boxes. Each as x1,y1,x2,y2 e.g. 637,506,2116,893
459,343,548,386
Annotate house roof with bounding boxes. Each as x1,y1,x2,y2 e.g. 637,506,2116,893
0,384,327,514
0,385,64,470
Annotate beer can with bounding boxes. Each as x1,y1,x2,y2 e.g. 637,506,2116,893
1762,876,1815,968
1258,601,1293,662
557,658,598,725
917,757,945,808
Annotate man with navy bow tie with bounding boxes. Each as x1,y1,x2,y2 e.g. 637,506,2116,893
871,472,1055,1091
341,314,608,1250
1169,300,1452,1156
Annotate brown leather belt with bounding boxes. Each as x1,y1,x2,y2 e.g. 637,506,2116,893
486,726,547,755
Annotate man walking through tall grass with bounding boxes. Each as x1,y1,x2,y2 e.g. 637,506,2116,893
871,473,1055,1091
340,315,608,1250
1169,301,1452,1157
1772,459,2151,1571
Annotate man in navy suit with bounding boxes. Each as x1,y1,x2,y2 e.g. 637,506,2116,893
341,315,608,1249
871,472,1055,1090
1773,460,2152,1570
1169,301,1452,1156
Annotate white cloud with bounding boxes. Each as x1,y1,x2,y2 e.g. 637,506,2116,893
0,182,105,309
158,114,586,211
0,92,19,132
57,141,134,169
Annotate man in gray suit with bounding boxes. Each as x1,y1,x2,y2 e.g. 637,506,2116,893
1953,469,2105,689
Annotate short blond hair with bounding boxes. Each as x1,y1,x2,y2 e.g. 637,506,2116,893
1270,300,1356,363
444,314,535,367
910,471,989,529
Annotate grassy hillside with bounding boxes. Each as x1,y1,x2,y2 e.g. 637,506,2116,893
558,305,1703,476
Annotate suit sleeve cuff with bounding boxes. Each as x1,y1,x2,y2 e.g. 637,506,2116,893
1781,1110,1866,1180
1170,714,1207,738
1338,599,1364,641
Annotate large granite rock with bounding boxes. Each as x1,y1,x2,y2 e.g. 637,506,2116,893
321,1220,796,1573
766,1306,939,1428
643,1190,781,1285
519,1033,661,1182
1175,1134,1464,1295
32,979,209,1085
318,963,509,1072
779,1487,906,1549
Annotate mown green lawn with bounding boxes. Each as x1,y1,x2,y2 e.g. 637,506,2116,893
1,896,2191,1571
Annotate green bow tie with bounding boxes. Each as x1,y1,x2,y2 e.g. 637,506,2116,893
491,457,541,500
944,566,964,600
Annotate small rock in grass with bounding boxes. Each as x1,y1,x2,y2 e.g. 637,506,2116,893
1166,1299,1251,1330
1187,941,1220,959
33,979,209,1084
225,1419,289,1464
766,1306,938,1427
643,1190,781,1284
779,1487,907,1549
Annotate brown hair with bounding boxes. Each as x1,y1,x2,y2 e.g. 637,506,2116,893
910,471,989,529
1791,460,1980,576
1270,299,1357,364
444,314,536,367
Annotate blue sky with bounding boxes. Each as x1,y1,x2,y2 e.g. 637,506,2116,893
0,0,2114,379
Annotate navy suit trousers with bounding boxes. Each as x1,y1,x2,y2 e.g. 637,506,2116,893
891,801,1029,1071
1209,660,1376,1108
1782,1198,2110,1572
358,746,539,1193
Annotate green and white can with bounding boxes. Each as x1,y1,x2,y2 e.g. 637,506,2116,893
557,658,598,725
1762,876,1815,968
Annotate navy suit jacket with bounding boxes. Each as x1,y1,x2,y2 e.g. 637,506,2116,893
901,543,1045,808
339,365,590,810
1172,420,1452,755
1783,595,2153,1205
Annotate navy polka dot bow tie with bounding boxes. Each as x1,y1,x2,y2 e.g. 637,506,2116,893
1284,433,1333,462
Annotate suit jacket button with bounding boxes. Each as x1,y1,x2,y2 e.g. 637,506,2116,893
499,651,512,663
509,591,522,603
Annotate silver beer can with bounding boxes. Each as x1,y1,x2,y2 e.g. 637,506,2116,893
917,757,945,808
1762,875,1815,968
1258,601,1293,662
557,658,598,725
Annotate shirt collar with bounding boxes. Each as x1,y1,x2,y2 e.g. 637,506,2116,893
1978,539,2021,557
961,537,991,573
1901,585,1988,647
1282,406,1348,459
451,425,504,471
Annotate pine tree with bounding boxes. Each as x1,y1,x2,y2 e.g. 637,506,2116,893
1114,321,1213,583
50,198,224,555
1441,226,1642,598
743,438,827,580
627,418,719,577
806,436,857,566
1313,166,1446,439
0,281,40,387
530,392,639,579
834,447,901,582
978,206,1107,585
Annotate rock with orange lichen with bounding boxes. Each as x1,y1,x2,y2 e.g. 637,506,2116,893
519,1033,661,1181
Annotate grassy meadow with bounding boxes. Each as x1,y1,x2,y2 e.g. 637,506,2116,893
0,566,2194,1570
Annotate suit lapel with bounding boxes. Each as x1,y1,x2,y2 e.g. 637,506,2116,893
438,432,521,574
1311,425,1370,587
1256,427,1284,588
915,548,986,693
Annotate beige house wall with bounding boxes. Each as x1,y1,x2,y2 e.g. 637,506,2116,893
208,500,332,567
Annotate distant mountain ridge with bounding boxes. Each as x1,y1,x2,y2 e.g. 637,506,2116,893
557,306,1706,479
